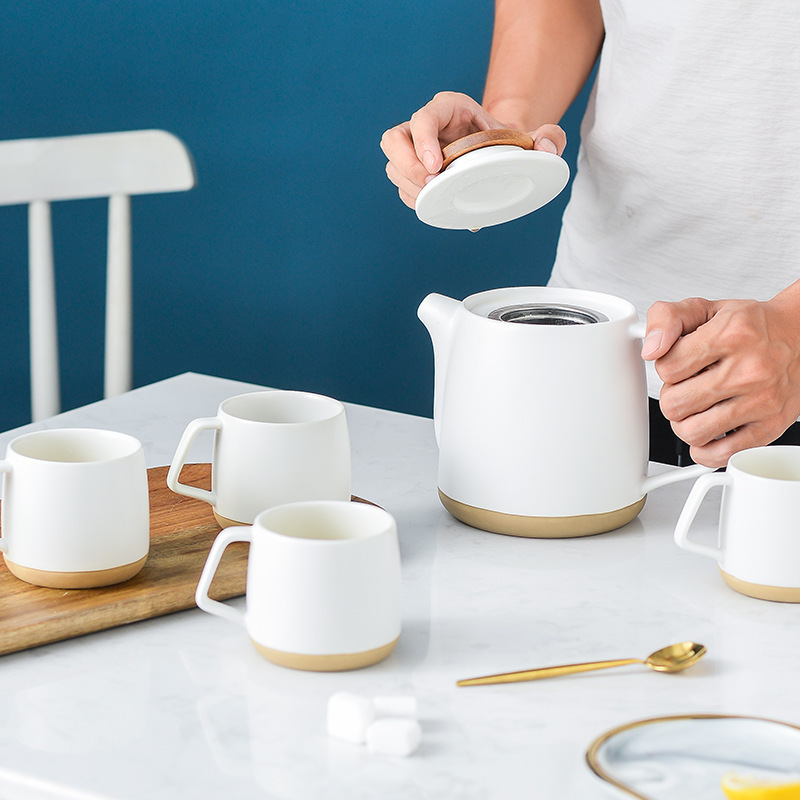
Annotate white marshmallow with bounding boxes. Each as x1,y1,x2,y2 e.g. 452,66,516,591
365,717,422,757
326,692,376,744
373,695,419,718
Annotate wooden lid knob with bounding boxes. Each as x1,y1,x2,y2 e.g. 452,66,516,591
440,129,534,170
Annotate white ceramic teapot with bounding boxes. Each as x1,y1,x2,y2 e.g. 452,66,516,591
418,286,710,538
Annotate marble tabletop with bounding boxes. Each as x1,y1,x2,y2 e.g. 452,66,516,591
0,373,797,800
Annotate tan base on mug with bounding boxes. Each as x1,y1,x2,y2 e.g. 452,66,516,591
213,510,246,528
720,568,800,603
3,554,148,589
252,636,399,672
439,489,647,539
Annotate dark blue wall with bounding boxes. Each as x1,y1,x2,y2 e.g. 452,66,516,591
0,1,590,429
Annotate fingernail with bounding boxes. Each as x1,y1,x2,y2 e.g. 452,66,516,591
421,149,438,173
538,138,557,154
641,330,663,359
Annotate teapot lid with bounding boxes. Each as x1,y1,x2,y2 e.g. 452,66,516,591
415,129,570,230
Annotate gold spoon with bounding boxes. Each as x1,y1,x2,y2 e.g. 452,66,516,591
456,641,707,687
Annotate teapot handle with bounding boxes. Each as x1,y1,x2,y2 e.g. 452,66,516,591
627,318,716,491
642,463,715,494
629,320,647,340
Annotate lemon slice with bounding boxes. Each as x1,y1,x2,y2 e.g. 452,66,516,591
721,772,800,799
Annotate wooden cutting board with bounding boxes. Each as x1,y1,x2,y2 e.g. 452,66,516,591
0,464,246,656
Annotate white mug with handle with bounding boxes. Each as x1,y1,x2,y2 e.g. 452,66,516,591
674,446,800,601
195,500,402,671
167,390,351,527
0,428,150,588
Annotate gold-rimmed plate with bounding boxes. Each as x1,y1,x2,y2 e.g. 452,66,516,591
586,714,800,799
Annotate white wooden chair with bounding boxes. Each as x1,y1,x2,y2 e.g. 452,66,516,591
0,129,196,421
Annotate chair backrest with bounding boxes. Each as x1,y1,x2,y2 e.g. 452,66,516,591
0,130,196,421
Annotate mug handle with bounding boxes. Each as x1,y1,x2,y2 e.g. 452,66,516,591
0,460,11,554
166,417,222,505
673,471,731,560
195,526,252,625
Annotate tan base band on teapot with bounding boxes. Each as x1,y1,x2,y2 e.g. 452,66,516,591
439,490,646,538
4,555,148,589
720,568,800,603
252,636,399,672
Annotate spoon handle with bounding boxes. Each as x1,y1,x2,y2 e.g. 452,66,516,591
457,658,642,687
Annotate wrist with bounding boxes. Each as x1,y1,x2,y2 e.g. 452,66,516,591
766,282,800,353
771,277,800,308
482,97,539,132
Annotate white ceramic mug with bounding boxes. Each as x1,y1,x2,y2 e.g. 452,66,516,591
196,500,402,671
0,428,150,589
167,390,351,527
674,446,800,601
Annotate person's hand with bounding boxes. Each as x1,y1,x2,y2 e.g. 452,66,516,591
380,91,566,209
641,294,800,467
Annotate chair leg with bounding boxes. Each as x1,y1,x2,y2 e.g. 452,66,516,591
105,193,132,398
28,200,60,421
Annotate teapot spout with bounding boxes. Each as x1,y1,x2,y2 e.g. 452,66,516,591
418,293,460,444
418,292,460,336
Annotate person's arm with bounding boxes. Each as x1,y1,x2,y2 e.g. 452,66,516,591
380,0,604,208
484,0,604,131
642,283,800,467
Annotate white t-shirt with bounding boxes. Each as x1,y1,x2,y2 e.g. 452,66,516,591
548,0,800,397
